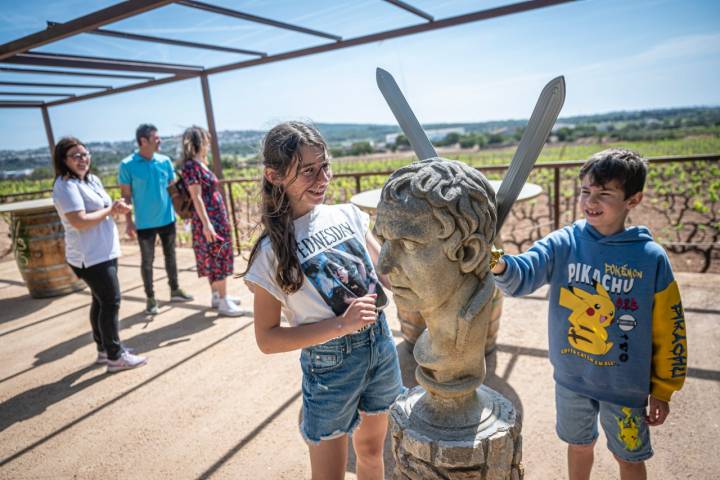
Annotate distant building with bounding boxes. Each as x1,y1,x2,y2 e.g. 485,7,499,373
385,127,465,144
551,122,576,131
385,133,400,144
0,169,34,179
425,127,465,142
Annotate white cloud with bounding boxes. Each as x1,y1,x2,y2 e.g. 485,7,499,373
572,33,720,75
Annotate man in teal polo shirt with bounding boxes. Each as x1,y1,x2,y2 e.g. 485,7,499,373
119,124,193,314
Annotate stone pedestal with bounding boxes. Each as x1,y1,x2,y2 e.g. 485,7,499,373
390,385,523,480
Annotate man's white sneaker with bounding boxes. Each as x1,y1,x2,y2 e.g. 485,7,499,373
211,293,241,309
217,297,243,317
106,352,147,373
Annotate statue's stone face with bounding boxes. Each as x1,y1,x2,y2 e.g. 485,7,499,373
375,195,463,313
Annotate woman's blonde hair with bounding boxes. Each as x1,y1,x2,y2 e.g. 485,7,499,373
182,125,211,163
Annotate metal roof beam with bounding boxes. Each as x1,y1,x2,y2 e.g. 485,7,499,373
0,101,44,108
39,0,575,107
88,26,267,57
0,66,156,80
4,52,204,75
44,74,187,107
177,0,342,41
0,80,111,89
383,0,434,22
206,0,575,76
0,0,175,61
0,91,74,97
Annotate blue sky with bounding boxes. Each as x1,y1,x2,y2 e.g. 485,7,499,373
0,0,719,150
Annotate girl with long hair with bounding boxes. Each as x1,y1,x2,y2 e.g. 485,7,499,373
240,121,402,480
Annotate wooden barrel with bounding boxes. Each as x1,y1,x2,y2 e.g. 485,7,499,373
11,205,85,298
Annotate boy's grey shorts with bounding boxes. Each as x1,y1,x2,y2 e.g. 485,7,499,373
555,383,653,462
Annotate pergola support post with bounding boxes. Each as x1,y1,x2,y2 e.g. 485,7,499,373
41,105,55,164
200,74,222,179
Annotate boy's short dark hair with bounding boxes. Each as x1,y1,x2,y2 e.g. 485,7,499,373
135,123,157,146
579,148,647,198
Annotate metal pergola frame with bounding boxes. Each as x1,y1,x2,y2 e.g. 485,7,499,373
0,0,575,178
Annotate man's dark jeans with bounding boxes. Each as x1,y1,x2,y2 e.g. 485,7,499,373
70,259,123,360
136,222,179,299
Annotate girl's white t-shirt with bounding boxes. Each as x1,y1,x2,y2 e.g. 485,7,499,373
245,204,387,327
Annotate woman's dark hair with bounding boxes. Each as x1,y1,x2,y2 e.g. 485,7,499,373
238,121,328,294
53,136,88,181
182,125,211,163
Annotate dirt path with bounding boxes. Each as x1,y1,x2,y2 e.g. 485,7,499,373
0,247,718,479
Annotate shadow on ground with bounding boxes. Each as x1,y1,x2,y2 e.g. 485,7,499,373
0,308,251,433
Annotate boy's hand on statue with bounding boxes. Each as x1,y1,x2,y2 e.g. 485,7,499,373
339,294,377,333
645,395,669,426
491,257,507,275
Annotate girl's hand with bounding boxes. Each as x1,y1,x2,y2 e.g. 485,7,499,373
203,224,219,243
338,294,377,334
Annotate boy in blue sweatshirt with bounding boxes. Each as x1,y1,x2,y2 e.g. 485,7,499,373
491,149,687,480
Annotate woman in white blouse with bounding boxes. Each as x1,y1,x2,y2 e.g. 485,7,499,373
52,136,147,373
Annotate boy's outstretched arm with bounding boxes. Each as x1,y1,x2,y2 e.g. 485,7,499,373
492,229,568,297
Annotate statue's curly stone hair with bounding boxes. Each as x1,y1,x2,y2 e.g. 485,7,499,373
381,158,497,278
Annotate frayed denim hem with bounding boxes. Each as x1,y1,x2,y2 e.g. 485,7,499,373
358,407,391,416
557,432,599,446
301,414,362,446
612,449,654,463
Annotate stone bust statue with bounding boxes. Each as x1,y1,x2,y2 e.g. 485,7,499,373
375,158,497,404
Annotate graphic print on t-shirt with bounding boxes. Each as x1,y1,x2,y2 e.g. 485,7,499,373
301,237,387,316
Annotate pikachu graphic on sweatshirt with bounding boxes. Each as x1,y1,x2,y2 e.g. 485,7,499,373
559,281,615,355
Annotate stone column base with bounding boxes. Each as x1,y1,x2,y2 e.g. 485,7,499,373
390,385,523,480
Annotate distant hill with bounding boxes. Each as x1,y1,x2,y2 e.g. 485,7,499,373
1,106,718,174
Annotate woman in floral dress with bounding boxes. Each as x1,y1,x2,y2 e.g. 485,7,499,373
181,126,242,316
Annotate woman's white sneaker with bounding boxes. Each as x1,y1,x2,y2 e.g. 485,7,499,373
107,352,147,373
211,292,241,309
217,297,243,317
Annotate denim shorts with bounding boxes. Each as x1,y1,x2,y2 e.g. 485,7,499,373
299,314,403,444
555,383,653,462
